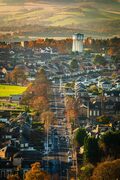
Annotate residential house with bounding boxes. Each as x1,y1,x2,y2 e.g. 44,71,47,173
115,79,120,89
64,88,75,96
0,159,14,179
9,94,22,102
0,146,18,159
103,100,116,115
104,90,120,102
74,82,87,98
88,101,101,121
98,80,112,90
13,148,42,167
78,104,88,125
0,71,5,83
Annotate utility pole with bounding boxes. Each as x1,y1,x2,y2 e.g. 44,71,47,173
75,149,78,180
46,116,49,170
47,124,49,154
59,77,62,92
67,169,69,180
87,98,90,119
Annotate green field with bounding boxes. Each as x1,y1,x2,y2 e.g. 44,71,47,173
0,85,27,97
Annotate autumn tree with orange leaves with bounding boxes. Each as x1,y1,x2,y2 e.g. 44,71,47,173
65,96,79,124
7,174,20,180
91,159,120,180
21,68,51,114
31,96,49,113
10,66,27,85
25,162,51,180
41,111,54,131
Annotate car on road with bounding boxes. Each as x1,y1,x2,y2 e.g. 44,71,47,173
67,151,71,155
68,156,72,163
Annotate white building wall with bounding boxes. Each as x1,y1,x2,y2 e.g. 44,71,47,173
72,33,84,53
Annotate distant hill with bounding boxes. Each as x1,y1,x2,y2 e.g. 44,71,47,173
0,0,120,38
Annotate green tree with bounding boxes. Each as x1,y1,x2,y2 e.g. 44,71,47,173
99,131,120,159
111,55,120,69
91,159,120,180
93,55,107,66
74,128,88,147
70,59,79,70
84,136,101,164
79,163,94,180
88,85,99,94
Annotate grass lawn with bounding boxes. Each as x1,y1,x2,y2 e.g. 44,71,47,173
0,84,27,97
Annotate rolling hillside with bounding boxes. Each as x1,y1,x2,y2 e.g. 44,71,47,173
0,0,120,38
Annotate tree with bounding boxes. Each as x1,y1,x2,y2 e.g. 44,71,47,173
32,68,51,97
21,68,51,108
28,41,35,48
20,92,33,106
40,111,54,131
91,159,120,180
96,115,110,124
31,96,49,113
66,109,78,124
25,162,50,180
7,174,20,180
74,128,88,147
11,66,27,85
65,96,79,123
35,68,50,85
111,72,117,80
79,163,94,180
93,55,107,66
107,48,116,56
88,85,99,94
5,72,12,84
84,136,101,164
99,131,120,159
0,122,7,146
111,55,120,69
70,59,79,70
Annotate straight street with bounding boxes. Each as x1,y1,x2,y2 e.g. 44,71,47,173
42,83,74,179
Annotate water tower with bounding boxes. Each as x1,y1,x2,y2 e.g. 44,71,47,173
21,41,25,48
72,33,84,53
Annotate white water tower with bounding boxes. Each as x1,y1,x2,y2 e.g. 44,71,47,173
21,41,25,47
72,33,84,53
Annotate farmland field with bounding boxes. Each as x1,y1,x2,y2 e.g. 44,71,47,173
0,85,27,97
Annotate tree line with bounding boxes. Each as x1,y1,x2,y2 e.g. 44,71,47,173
0,36,119,55
21,68,55,132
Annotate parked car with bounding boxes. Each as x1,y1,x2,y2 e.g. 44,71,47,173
68,156,72,163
